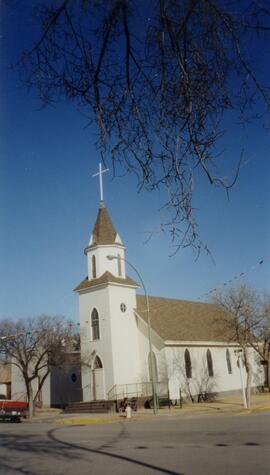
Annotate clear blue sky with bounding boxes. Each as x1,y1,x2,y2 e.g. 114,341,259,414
1,2,269,321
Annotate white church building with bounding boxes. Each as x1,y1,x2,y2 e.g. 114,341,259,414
75,197,263,404
9,167,264,408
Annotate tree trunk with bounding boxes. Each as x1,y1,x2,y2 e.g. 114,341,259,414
245,369,252,408
244,348,252,408
26,381,35,419
33,369,50,407
184,375,194,403
267,356,270,392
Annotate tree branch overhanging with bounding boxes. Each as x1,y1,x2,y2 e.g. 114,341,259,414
17,0,270,252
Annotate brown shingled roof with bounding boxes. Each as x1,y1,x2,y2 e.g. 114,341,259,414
136,295,235,342
90,203,120,246
74,271,139,292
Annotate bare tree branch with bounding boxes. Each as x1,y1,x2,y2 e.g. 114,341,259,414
0,316,79,417
16,0,270,252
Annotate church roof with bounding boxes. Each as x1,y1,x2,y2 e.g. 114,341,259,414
74,271,138,292
136,295,235,342
89,202,121,247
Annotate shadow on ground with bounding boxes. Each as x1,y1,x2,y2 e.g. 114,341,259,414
0,423,184,475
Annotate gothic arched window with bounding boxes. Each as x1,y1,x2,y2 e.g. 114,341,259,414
91,308,100,340
93,355,103,369
226,349,232,374
92,255,97,279
148,352,158,382
207,349,214,377
184,349,192,379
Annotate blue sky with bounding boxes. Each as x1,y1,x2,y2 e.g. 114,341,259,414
0,2,269,321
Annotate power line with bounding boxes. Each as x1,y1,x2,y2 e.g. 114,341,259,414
197,256,270,301
137,255,269,316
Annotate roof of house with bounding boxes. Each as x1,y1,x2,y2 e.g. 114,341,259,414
0,362,11,383
136,295,235,342
74,271,139,292
89,202,120,247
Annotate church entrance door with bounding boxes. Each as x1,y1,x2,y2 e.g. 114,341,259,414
92,356,104,400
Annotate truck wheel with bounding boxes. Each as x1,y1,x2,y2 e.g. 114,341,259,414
11,416,21,423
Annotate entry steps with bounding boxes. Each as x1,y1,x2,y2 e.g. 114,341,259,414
64,400,116,414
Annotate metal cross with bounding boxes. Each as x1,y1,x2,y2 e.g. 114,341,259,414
92,162,109,202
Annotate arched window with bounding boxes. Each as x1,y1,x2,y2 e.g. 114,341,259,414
226,349,232,374
207,349,214,377
117,254,122,277
184,349,192,379
92,255,96,279
148,352,158,382
93,355,103,369
91,308,100,340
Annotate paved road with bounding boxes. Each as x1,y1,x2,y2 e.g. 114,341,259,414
0,411,269,475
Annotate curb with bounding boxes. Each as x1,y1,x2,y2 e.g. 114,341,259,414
25,402,270,424
55,417,118,425
250,405,270,413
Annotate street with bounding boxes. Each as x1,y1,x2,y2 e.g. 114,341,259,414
0,411,269,475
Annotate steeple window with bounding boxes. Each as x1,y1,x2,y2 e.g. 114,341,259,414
92,255,97,279
117,254,122,277
91,308,100,340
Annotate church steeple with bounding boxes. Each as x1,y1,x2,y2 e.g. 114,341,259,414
75,168,140,404
80,163,126,281
84,202,126,281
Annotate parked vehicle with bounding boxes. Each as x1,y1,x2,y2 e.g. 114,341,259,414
0,395,28,422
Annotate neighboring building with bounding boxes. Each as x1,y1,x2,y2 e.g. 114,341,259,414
11,352,82,407
0,361,11,399
75,200,264,402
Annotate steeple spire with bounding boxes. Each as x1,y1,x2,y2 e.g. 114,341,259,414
84,203,126,280
89,205,120,247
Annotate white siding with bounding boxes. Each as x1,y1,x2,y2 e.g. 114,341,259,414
108,284,141,386
165,344,264,400
79,285,114,401
86,244,126,280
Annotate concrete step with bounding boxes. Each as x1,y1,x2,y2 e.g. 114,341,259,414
64,400,116,414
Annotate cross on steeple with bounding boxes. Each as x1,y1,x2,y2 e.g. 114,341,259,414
92,162,109,202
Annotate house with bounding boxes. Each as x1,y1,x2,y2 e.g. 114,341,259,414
75,200,264,403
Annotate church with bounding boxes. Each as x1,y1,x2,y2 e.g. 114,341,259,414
75,184,263,404
10,167,264,407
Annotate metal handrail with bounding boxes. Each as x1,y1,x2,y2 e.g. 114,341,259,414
107,381,168,401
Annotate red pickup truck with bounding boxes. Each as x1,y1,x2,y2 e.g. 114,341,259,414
0,396,28,422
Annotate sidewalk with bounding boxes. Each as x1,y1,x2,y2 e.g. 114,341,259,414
29,392,270,424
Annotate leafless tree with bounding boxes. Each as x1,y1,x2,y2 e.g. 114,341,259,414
213,285,265,407
192,359,218,401
168,348,217,403
253,294,270,391
0,315,78,418
17,0,270,253
181,367,195,403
